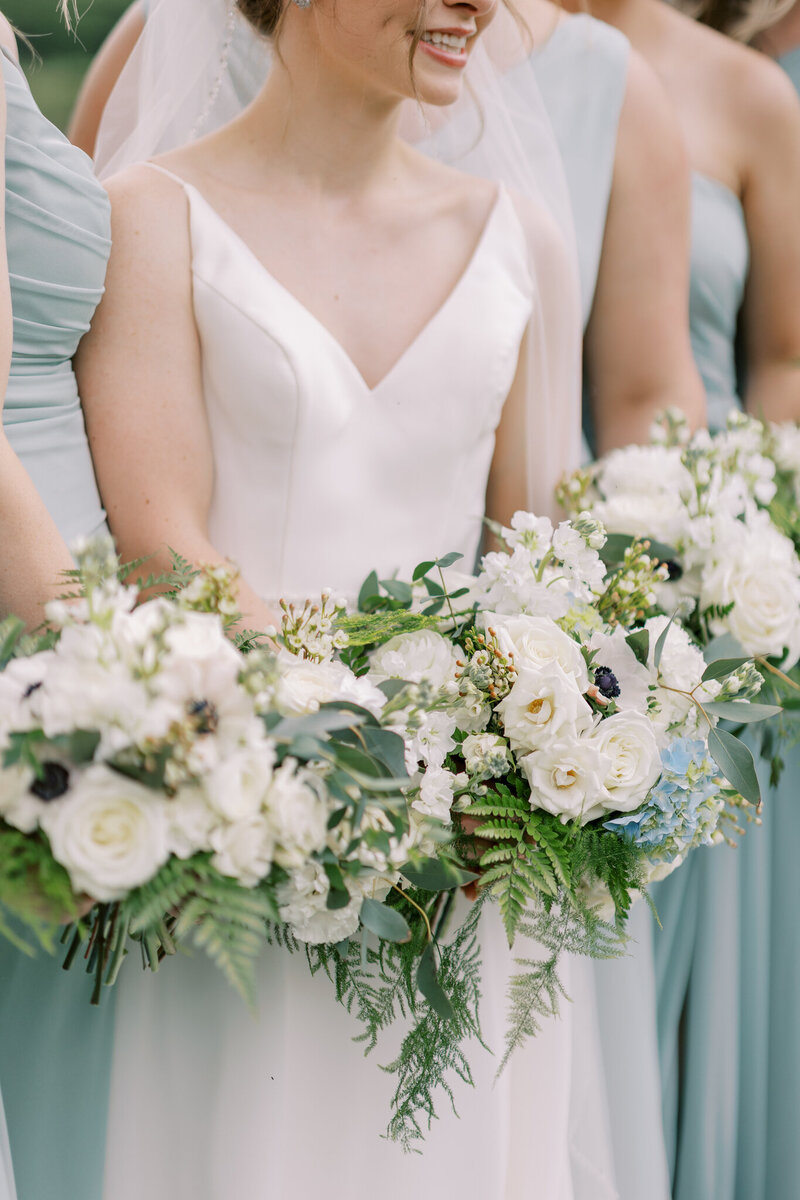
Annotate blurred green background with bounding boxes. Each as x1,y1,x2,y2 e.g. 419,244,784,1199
5,0,130,130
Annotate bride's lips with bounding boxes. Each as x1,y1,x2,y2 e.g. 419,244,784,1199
416,28,473,69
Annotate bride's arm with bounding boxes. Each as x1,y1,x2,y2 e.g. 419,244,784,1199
75,165,275,631
0,31,73,627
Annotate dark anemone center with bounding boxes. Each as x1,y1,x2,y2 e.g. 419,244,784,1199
29,761,70,802
188,699,219,735
664,559,683,582
23,681,42,699
594,665,621,700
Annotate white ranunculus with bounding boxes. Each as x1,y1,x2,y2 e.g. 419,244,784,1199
587,712,662,814
369,629,460,691
496,662,593,755
166,785,216,858
40,766,169,901
265,760,328,868
700,524,800,665
485,613,589,690
275,654,383,717
520,735,612,824
209,814,275,887
203,742,276,822
413,764,456,824
462,732,512,779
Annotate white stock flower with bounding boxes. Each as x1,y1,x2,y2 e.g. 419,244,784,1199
210,814,275,887
369,629,460,691
278,863,396,944
486,613,589,690
496,662,593,755
520,735,612,824
413,764,456,824
0,763,42,833
40,766,169,901
265,760,328,868
587,712,662,814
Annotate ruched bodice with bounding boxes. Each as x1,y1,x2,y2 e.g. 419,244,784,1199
533,15,630,328
176,176,533,599
1,46,109,541
689,172,748,433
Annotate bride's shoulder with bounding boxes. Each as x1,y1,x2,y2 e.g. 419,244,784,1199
101,160,193,283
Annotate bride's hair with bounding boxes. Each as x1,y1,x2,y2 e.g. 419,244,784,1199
674,0,794,41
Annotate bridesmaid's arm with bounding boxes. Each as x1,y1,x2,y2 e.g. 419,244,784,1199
67,1,145,156
75,165,275,631
586,51,706,454
0,39,73,627
738,55,800,423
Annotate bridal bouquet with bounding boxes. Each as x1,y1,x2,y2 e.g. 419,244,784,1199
559,409,800,775
313,506,773,1138
0,539,470,1027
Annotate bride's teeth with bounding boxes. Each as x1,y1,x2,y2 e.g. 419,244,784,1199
422,32,468,52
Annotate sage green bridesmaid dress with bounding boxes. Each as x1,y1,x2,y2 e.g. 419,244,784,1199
0,46,115,1200
650,174,796,1200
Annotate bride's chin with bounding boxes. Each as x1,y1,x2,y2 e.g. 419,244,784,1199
410,72,467,108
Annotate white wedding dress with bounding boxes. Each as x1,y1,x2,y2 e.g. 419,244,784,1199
102,168,619,1200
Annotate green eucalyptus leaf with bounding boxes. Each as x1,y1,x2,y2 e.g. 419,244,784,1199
625,629,650,668
708,727,761,807
703,633,747,663
359,726,411,782
50,729,101,764
599,532,678,566
412,561,436,582
701,658,752,683
654,612,679,671
401,856,478,892
270,709,368,741
359,897,411,943
357,570,381,611
377,678,408,700
704,701,782,724
380,579,414,605
434,552,464,570
416,943,455,1020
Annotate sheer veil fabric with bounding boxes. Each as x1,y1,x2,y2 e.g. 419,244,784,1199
94,3,621,1196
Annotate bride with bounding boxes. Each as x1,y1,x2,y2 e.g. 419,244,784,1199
77,0,615,1195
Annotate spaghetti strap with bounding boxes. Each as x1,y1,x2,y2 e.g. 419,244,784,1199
140,161,192,191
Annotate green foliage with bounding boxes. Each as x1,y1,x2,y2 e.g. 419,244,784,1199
0,824,75,952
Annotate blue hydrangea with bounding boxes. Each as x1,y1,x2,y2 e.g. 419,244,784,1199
604,738,723,864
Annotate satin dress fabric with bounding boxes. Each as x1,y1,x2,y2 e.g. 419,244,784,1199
0,46,115,1200
101,167,620,1200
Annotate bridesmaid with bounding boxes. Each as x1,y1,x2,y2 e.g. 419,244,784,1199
0,9,117,1200
560,0,800,1196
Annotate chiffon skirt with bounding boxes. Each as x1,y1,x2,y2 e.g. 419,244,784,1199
103,903,621,1200
0,943,116,1200
651,741,800,1200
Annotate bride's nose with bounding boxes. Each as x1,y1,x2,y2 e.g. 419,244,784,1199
442,0,498,19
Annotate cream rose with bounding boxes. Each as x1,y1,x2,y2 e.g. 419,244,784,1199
40,766,169,901
520,735,612,824
369,629,460,691
496,662,593,755
587,712,662,814
486,613,589,689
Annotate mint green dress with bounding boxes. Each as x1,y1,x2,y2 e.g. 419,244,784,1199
0,46,115,1200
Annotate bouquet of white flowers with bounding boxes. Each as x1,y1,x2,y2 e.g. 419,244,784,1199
559,410,800,775
0,540,480,1049
320,506,774,1126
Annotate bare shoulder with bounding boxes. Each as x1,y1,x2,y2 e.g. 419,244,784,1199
0,14,18,61
618,47,687,172
103,162,192,280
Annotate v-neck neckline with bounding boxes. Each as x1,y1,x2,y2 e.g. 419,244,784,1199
174,174,506,395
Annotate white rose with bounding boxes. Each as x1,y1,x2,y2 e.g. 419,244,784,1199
203,742,276,822
485,613,589,689
496,662,593,755
40,766,169,901
520,735,612,824
369,630,460,692
701,526,800,665
586,712,662,814
210,814,275,887
265,760,328,868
